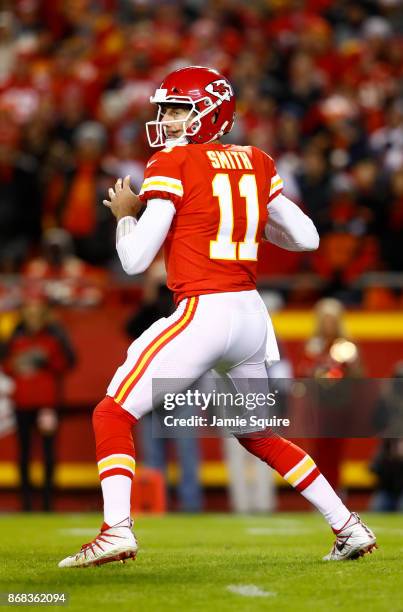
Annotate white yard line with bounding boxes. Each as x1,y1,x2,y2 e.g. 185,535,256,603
227,585,276,598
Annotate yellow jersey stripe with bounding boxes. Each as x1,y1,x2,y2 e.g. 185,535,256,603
270,178,283,194
143,175,182,185
141,180,183,194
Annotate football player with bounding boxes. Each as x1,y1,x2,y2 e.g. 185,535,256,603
59,66,376,567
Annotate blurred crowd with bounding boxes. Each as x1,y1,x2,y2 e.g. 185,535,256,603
0,0,402,307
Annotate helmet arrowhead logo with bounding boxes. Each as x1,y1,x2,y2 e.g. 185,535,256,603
205,79,233,102
212,82,230,96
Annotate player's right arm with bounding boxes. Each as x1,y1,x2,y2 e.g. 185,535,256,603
108,149,184,275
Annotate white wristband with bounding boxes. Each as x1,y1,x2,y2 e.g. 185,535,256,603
116,216,137,246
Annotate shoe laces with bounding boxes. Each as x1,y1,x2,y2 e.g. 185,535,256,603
79,526,126,557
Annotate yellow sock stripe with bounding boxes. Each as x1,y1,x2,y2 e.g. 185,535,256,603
97,455,136,474
115,297,197,403
284,456,315,487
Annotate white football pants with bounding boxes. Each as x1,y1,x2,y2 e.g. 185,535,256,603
107,290,279,419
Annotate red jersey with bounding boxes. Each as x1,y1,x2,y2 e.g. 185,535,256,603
138,143,283,304
4,325,74,409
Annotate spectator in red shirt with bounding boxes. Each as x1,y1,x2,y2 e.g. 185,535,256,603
3,292,76,511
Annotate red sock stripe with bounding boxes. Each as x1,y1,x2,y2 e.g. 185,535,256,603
295,466,320,492
99,467,134,481
114,296,199,404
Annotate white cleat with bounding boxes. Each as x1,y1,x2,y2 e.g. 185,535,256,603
323,512,377,561
58,517,138,568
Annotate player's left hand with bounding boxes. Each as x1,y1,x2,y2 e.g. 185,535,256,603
103,175,143,221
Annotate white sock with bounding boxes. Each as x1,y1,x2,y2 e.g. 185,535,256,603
300,474,351,530
101,474,132,526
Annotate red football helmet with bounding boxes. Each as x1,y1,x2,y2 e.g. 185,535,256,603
146,66,235,147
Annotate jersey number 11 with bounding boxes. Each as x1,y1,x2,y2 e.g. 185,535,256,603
210,173,259,261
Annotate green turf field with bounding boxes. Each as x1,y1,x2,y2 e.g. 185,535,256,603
0,513,402,611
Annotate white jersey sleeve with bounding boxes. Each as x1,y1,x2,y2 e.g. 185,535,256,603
116,198,175,274
265,194,319,252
